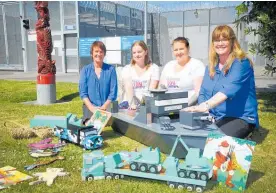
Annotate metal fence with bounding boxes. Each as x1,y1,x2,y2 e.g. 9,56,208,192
155,6,239,66
77,1,268,73
0,1,267,74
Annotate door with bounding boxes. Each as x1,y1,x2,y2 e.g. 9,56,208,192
64,33,78,72
0,3,23,70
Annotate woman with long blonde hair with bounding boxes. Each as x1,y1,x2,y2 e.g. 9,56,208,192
121,40,160,110
184,25,259,139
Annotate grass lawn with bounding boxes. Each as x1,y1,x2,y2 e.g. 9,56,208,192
0,80,276,193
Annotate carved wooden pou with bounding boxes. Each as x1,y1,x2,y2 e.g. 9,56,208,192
35,1,56,74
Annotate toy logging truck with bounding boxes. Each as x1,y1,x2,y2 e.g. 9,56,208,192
30,113,105,150
81,135,213,192
53,113,104,150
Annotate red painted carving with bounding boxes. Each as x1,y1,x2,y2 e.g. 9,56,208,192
35,1,56,74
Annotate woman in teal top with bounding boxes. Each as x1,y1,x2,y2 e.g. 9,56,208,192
184,25,259,139
79,41,117,124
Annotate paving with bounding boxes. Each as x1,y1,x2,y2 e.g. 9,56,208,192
1,70,276,93
0,71,80,83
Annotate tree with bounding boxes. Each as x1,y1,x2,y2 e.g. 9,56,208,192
235,2,276,76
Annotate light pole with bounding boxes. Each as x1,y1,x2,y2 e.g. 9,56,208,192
144,1,147,44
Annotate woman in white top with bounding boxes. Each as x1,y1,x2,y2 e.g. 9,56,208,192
122,40,160,109
159,37,205,105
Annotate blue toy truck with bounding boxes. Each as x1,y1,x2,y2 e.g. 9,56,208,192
30,113,103,150
53,113,103,150
81,135,212,192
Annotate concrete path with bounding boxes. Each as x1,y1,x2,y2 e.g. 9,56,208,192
0,71,79,83
1,70,276,92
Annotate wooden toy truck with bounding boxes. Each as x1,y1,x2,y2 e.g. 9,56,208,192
81,135,213,192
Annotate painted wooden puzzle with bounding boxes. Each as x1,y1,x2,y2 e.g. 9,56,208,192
0,166,32,189
203,132,256,191
89,109,112,135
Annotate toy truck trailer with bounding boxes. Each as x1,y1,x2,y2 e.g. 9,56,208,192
82,136,212,192
82,150,207,192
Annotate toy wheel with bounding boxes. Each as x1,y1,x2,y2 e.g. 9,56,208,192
105,174,113,180
195,186,203,193
86,175,94,181
139,164,148,172
168,182,175,189
177,184,184,190
130,162,138,171
178,170,186,178
199,173,208,181
186,185,194,192
114,174,120,180
149,165,158,173
120,175,124,179
189,171,197,179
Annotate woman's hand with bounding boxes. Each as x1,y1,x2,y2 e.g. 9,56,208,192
99,105,107,111
183,102,209,113
99,100,112,112
128,104,137,110
89,106,98,113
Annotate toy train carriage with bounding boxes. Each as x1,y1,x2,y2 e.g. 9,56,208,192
54,124,103,150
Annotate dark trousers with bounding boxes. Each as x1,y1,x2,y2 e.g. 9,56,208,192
215,117,255,139
82,104,93,124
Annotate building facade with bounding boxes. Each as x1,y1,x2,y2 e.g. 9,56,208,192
0,1,266,73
